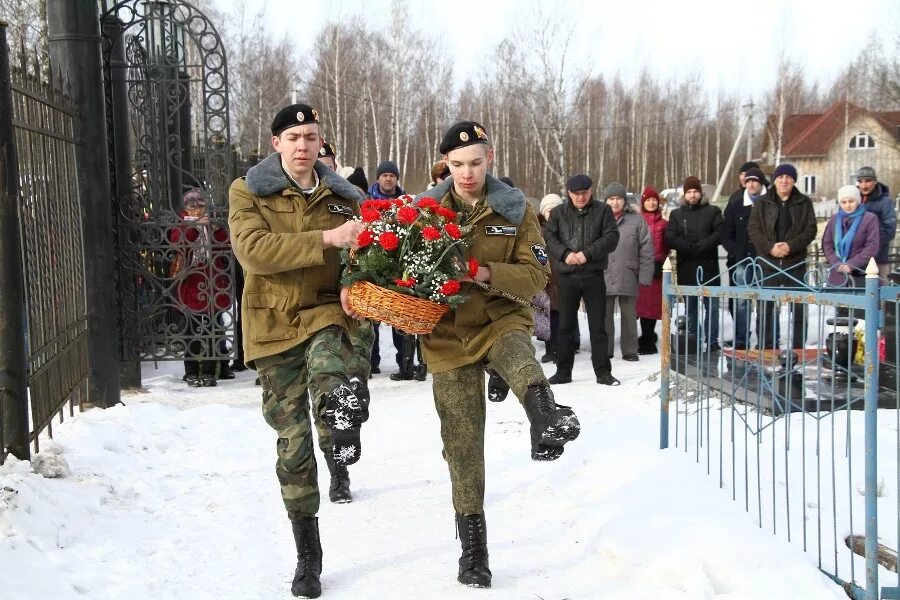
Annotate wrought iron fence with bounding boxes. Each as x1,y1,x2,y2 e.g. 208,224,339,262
660,257,899,599
0,25,88,464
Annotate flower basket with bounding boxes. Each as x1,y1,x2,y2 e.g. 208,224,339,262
341,195,477,332
346,280,448,334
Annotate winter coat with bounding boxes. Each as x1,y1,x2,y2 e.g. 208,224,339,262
228,153,364,367
747,186,817,269
544,197,620,276
604,209,654,296
169,218,232,314
722,186,764,267
664,197,723,286
368,182,405,200
532,290,551,341
637,209,668,319
540,218,560,309
415,174,550,373
860,182,896,264
821,210,880,286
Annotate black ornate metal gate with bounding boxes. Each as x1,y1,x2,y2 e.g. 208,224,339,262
100,1,234,375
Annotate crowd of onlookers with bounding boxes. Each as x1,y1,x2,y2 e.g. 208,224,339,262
171,145,894,387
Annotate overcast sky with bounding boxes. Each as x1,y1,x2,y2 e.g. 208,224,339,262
214,0,898,101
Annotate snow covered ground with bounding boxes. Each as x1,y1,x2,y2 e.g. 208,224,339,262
0,322,861,599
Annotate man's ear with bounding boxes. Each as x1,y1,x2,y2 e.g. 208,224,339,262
271,135,280,152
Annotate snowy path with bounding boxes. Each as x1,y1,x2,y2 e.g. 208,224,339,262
1,332,846,599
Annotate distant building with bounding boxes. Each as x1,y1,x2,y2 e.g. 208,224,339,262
761,101,900,200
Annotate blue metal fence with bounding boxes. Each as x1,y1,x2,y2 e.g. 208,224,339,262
661,256,899,600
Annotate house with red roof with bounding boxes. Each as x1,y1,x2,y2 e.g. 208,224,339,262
761,101,900,200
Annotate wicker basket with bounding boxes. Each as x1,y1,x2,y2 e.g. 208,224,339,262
347,281,448,334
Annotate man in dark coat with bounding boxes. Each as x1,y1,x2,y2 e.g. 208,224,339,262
721,167,767,349
747,163,817,350
544,173,621,385
856,166,896,278
664,176,723,351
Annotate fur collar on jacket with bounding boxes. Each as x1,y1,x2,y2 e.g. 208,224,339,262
245,153,363,201
415,173,527,225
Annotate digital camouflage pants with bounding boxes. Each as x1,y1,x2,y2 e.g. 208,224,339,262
431,329,548,516
255,325,355,519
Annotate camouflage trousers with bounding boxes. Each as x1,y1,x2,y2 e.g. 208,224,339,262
347,319,375,382
431,329,548,515
255,325,355,519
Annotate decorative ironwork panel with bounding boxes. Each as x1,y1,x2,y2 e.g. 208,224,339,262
101,1,235,364
9,57,89,447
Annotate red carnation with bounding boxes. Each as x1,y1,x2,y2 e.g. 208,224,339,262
392,198,404,207
422,226,441,241
394,277,416,288
361,208,381,223
377,200,393,211
467,257,479,278
357,229,374,247
418,197,439,210
444,223,461,239
361,199,376,211
397,205,419,225
439,280,461,296
378,231,400,251
437,206,457,221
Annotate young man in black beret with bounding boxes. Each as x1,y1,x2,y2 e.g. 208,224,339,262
318,141,337,171
544,173,621,385
406,121,581,588
229,102,369,598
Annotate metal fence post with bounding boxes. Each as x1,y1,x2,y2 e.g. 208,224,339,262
0,22,30,461
660,257,672,449
47,0,121,407
863,258,880,600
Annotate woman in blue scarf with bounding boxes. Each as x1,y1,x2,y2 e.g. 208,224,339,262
822,185,880,287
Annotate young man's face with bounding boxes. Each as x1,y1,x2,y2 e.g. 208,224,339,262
377,173,398,195
567,189,592,209
745,179,763,196
272,124,322,177
858,177,877,195
774,174,794,197
605,195,625,213
445,144,493,195
683,189,701,205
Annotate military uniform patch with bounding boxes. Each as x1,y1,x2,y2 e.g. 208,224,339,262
531,244,548,266
328,204,355,217
484,225,517,236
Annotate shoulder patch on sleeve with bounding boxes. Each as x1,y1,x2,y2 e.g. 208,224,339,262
531,243,548,266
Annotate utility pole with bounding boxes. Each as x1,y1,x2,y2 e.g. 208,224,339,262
746,102,754,161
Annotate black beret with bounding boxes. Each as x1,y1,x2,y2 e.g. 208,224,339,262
566,174,593,192
738,161,759,173
271,103,320,136
439,120,490,154
319,141,336,159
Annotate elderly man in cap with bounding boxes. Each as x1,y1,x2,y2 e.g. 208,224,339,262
747,163,817,350
664,176,723,351
229,102,368,598
722,167,768,349
401,120,580,588
544,173,621,385
856,166,896,278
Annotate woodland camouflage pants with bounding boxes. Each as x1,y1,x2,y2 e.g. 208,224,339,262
255,325,354,519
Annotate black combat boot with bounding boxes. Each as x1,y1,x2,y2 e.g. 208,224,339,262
324,455,352,504
456,513,491,588
523,384,580,460
323,383,369,466
390,334,417,381
290,517,323,598
486,369,510,402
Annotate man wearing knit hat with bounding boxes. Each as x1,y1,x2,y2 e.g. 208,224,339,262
229,102,368,598
722,161,760,333
856,166,896,278
722,167,767,349
747,162,817,350
369,159,404,200
545,173,621,385
664,176,723,351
